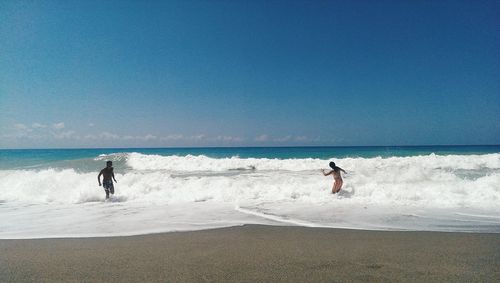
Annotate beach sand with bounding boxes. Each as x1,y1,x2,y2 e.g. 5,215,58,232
1,225,499,282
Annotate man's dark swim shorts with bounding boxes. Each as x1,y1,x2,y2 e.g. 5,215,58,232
103,180,114,194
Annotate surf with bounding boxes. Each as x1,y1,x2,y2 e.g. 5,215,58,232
0,152,499,238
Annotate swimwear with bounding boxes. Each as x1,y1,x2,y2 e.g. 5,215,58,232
103,180,114,195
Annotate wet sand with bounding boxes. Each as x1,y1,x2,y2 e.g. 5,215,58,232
1,225,499,282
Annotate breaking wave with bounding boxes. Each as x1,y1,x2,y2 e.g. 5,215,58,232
1,152,499,238
1,153,498,209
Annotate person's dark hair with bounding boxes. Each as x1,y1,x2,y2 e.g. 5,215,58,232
329,161,336,169
106,161,112,166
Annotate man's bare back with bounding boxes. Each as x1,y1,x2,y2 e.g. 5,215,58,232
99,167,114,182
98,161,117,199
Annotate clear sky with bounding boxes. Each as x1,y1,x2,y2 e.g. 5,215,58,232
1,0,499,148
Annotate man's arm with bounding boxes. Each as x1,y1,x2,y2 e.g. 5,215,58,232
112,172,117,183
339,167,347,174
98,170,102,186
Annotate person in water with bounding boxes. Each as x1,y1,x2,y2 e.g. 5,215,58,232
98,161,117,199
322,161,347,194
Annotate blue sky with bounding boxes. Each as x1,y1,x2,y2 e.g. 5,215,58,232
1,0,499,148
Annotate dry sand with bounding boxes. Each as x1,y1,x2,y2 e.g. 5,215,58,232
1,225,499,282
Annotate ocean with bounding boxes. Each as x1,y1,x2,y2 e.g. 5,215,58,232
1,146,499,238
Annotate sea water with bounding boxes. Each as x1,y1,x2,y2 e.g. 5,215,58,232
0,146,499,238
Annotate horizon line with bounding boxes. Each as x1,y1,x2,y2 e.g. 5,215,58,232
1,144,499,150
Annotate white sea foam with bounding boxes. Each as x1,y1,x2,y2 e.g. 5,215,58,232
0,153,499,238
125,152,500,171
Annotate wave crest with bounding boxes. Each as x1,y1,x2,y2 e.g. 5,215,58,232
125,152,500,172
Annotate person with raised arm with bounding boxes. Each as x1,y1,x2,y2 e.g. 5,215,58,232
322,161,347,194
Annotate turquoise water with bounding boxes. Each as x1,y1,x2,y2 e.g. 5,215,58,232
1,145,499,170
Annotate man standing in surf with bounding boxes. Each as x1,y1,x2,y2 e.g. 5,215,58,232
322,161,347,194
98,161,117,199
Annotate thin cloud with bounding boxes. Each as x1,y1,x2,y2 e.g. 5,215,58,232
2,132,30,139
84,134,98,140
294,136,310,142
52,122,65,130
274,135,292,142
141,134,157,141
99,132,120,140
160,134,184,141
190,134,206,141
32,123,47,129
212,135,245,142
53,131,78,139
254,134,269,142
14,123,31,131
91,133,159,141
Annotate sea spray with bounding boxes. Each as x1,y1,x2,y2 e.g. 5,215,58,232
0,151,499,238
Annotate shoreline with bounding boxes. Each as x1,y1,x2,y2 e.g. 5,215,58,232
3,223,500,240
1,225,498,282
